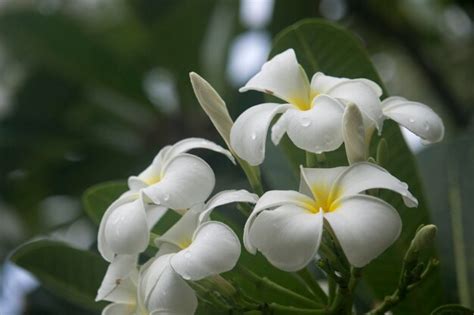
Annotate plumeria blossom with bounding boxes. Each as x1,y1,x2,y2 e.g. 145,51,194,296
230,48,384,165
130,137,235,209
98,138,235,261
138,190,257,314
244,162,418,270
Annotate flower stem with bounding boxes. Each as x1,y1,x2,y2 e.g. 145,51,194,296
297,268,328,304
237,156,264,195
237,265,324,309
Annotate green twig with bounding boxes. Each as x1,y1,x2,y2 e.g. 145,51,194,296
237,265,324,308
297,268,328,304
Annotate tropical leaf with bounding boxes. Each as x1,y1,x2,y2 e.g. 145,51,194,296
10,240,107,311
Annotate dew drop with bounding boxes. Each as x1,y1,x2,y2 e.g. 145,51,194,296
184,250,192,259
409,118,416,123
251,132,257,140
423,122,430,131
401,182,409,189
182,273,191,280
300,117,312,127
163,194,170,201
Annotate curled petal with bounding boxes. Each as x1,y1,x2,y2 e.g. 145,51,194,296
247,204,323,271
140,255,197,315
327,81,384,131
240,49,310,105
310,72,383,97
199,189,259,222
96,255,138,303
324,195,402,267
382,97,444,143
244,190,314,254
285,95,344,153
143,154,215,209
162,137,235,166
270,111,291,145
104,199,149,256
331,162,418,207
98,192,140,261
230,103,291,165
102,303,135,315
128,147,171,191
171,221,241,280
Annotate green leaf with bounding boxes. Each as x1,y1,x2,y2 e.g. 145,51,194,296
431,304,474,315
10,240,107,310
418,136,474,306
270,19,443,313
82,180,128,225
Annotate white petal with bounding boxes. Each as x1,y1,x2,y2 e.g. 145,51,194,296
240,49,310,105
102,303,135,315
103,199,149,256
162,137,235,165
310,72,382,97
331,162,418,207
141,255,197,315
96,255,138,303
98,193,140,261
270,111,291,145
143,154,215,209
285,95,344,153
129,147,171,191
382,97,444,142
248,204,323,271
156,210,200,250
230,103,291,165
146,205,168,231
342,103,367,164
244,190,315,254
299,166,347,199
324,195,402,267
190,72,234,148
171,221,241,280
198,190,258,223
327,81,384,131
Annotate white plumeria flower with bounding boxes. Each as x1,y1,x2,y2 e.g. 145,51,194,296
138,190,257,315
96,255,138,315
130,137,235,209
381,96,444,143
230,48,384,165
244,162,418,270
98,138,235,262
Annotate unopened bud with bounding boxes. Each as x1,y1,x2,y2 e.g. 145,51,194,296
343,103,366,164
405,224,438,262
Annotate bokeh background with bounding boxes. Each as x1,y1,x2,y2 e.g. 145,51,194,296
0,0,473,314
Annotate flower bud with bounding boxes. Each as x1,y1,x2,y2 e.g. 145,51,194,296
342,103,366,164
405,224,438,262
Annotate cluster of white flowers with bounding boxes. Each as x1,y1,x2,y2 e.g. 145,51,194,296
95,48,444,314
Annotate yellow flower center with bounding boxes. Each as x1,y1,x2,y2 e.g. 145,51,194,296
178,238,192,249
143,175,161,185
304,184,341,214
289,90,320,111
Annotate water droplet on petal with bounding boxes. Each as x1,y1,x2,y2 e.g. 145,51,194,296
184,250,192,259
409,118,416,123
401,182,409,189
182,273,191,280
163,194,170,201
300,117,312,127
423,122,430,131
251,132,257,140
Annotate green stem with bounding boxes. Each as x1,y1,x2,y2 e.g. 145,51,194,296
297,268,328,304
306,151,318,168
237,265,324,308
329,267,361,314
238,156,264,195
267,303,328,314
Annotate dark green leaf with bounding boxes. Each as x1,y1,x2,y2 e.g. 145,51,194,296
10,240,107,310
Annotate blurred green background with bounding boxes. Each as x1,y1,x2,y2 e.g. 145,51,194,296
0,0,472,314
